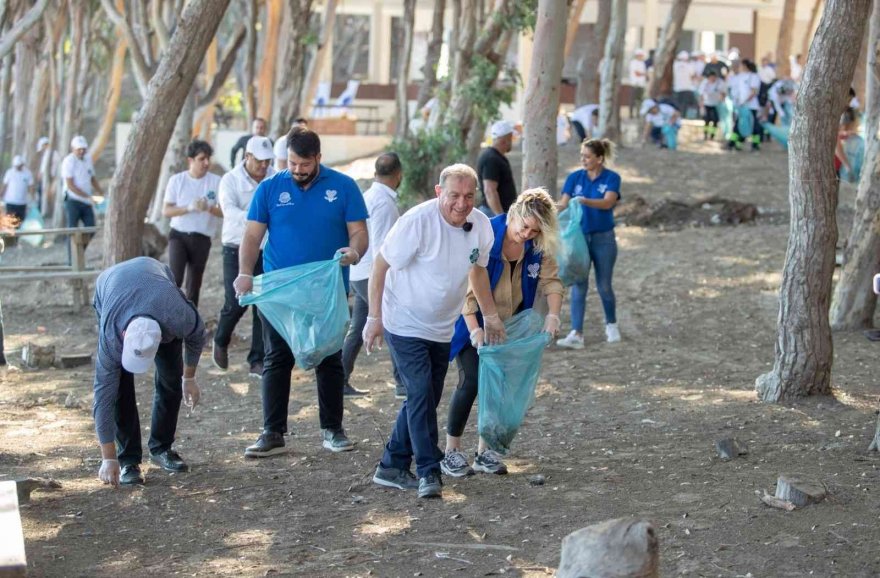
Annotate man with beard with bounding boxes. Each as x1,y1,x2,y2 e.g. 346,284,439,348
234,128,368,458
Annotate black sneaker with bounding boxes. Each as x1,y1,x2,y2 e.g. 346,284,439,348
395,384,406,399
418,472,443,499
865,329,880,342
473,449,508,475
440,449,474,477
321,428,355,452
212,342,229,371
150,449,189,472
343,383,369,396
248,361,263,379
372,464,419,490
244,432,286,458
120,464,145,485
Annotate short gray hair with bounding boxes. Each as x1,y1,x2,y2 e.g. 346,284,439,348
438,163,478,191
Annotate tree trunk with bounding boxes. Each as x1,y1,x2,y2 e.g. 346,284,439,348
647,0,691,99
90,36,126,161
830,0,880,330
776,0,798,79
802,0,823,59
755,0,872,402
271,0,313,137
150,86,195,228
0,0,49,60
257,0,283,124
523,0,569,195
597,0,626,142
301,0,337,119
244,0,258,122
12,22,38,161
575,0,611,107
104,0,232,267
194,37,219,140
415,0,445,111
563,0,587,61
0,51,11,166
853,23,869,109
394,0,416,140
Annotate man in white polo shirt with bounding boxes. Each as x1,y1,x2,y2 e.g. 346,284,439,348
363,163,504,499
61,135,103,255
213,136,275,378
2,155,34,229
162,140,222,307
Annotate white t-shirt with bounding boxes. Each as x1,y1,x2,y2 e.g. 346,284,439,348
730,72,761,110
3,168,33,205
60,153,96,205
673,60,695,92
380,199,493,342
759,64,777,85
698,78,726,106
164,171,222,236
645,112,666,128
571,104,599,134
273,136,287,161
350,181,400,282
628,59,647,88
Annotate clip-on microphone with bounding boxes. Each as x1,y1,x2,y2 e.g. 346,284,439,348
462,221,473,232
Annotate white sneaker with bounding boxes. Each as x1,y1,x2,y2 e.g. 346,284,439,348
605,323,621,343
556,330,585,350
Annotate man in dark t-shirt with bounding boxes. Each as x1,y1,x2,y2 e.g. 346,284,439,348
477,120,518,216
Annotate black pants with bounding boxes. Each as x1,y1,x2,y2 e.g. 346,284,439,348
5,203,26,226
341,279,402,387
728,109,760,151
168,229,212,307
259,310,345,434
214,245,264,365
703,106,719,138
446,343,480,438
0,299,6,366
571,120,587,142
115,338,184,466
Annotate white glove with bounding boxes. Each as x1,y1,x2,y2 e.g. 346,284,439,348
543,314,561,338
234,274,253,298
98,458,120,487
182,377,201,409
483,314,507,346
186,200,202,213
469,328,485,349
362,316,384,354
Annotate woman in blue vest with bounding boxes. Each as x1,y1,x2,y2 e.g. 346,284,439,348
440,189,564,477
556,138,622,349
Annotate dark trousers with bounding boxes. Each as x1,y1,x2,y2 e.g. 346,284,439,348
728,109,760,151
5,203,26,226
380,331,451,478
259,310,345,434
446,343,479,438
341,279,402,386
64,197,95,263
115,338,184,466
703,105,719,138
571,120,587,142
630,86,645,118
168,229,212,307
215,245,264,365
0,299,6,366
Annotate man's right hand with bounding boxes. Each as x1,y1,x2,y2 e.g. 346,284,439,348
98,458,120,488
233,274,253,298
362,316,384,354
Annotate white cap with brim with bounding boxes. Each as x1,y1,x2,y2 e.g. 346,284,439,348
640,99,658,117
121,317,161,374
677,51,690,60
36,137,49,151
71,135,88,150
246,136,275,161
12,155,24,167
490,120,518,140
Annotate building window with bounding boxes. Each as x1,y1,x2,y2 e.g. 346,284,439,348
333,14,371,84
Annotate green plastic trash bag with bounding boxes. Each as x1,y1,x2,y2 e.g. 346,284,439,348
477,310,551,454
20,205,44,247
239,252,349,370
556,200,590,287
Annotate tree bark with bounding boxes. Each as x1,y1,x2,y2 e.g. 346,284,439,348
563,0,587,61
90,36,126,161
301,0,337,119
104,0,232,267
802,0,823,59
575,0,610,107
755,0,872,402
776,0,798,79
271,0,313,136
394,0,416,140
415,0,445,111
257,0,283,124
597,0,626,142
647,0,691,99
150,85,195,228
12,20,38,161
244,0,258,122
0,51,11,167
0,0,48,60
830,0,880,330
523,0,569,195
99,0,152,97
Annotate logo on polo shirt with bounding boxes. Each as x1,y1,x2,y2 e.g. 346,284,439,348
277,191,294,207
527,263,540,279
206,190,216,201
598,184,608,194
469,248,479,264
325,190,338,203
574,184,583,195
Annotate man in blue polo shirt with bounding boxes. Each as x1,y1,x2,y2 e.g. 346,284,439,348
234,128,369,458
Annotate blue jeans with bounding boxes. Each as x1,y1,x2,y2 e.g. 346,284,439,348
570,229,617,332
64,197,95,264
341,279,402,386
380,331,450,479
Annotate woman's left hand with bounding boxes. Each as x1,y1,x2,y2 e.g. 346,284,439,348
543,314,560,338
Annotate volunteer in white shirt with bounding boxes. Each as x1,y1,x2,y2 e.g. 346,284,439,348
627,49,648,118
727,59,762,151
162,140,222,306
35,136,59,210
570,104,599,142
673,51,697,117
698,71,726,140
2,155,34,227
342,153,405,398
61,135,103,255
363,164,501,499
213,136,276,378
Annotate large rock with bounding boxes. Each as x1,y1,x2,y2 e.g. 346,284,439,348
558,517,659,578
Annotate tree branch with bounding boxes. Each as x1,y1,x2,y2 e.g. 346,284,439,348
99,0,152,96
196,23,247,109
151,0,171,51
0,0,50,60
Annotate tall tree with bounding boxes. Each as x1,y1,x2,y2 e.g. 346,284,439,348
755,0,872,402
830,0,880,330
0,0,49,60
243,0,259,122
394,0,416,140
104,0,232,266
563,0,586,61
574,0,610,107
257,0,283,124
801,0,823,59
415,0,446,111
301,0,337,119
647,0,691,98
776,0,798,79
271,0,314,136
597,0,626,141
523,0,570,195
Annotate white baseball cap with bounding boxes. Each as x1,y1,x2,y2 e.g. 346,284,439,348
36,137,49,151
634,48,647,57
246,136,274,161
490,120,518,139
677,50,690,60
12,155,24,167
71,135,88,150
122,317,161,374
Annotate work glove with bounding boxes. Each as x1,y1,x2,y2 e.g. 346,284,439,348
233,274,254,298
362,316,384,354
469,327,485,349
483,314,507,346
182,377,201,409
98,458,120,488
543,314,561,338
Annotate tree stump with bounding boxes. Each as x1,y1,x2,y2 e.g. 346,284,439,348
21,343,55,369
774,474,827,507
15,478,61,504
141,222,168,260
558,518,659,578
868,411,880,451
715,438,748,460
57,353,92,369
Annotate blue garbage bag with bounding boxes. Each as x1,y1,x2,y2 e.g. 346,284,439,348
840,134,865,183
555,200,590,287
239,252,349,370
762,122,790,149
662,123,680,150
718,98,733,140
736,105,754,138
20,205,44,247
477,310,551,454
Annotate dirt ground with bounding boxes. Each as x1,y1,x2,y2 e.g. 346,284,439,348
2,126,880,577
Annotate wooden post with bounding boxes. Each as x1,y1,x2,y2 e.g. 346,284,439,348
71,230,87,307
0,480,27,577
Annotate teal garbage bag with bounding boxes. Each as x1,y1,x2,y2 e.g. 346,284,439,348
840,134,865,183
662,123,680,150
736,105,754,138
477,310,551,454
718,98,733,139
20,205,44,247
762,122,790,149
555,200,590,287
239,252,349,370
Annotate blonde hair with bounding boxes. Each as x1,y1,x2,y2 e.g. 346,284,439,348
506,187,559,256
581,138,615,164
438,163,478,191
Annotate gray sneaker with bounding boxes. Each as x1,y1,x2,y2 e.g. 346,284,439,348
372,464,419,490
321,428,355,452
440,449,474,477
474,449,508,475
244,432,286,458
418,472,443,499
394,384,406,399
